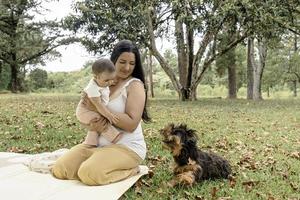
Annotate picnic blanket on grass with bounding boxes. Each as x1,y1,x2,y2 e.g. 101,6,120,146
0,151,148,200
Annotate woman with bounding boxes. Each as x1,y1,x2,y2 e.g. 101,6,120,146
51,40,150,185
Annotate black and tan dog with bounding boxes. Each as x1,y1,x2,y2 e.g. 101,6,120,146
160,123,231,186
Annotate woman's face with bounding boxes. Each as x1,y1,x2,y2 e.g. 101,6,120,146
115,52,135,79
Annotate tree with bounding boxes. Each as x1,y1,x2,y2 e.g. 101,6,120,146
244,0,300,100
28,68,48,90
65,0,300,100
262,46,286,97
65,0,250,100
216,17,238,99
0,0,76,92
247,37,268,100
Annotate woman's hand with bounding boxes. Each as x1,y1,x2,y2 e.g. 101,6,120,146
88,117,108,132
103,112,119,124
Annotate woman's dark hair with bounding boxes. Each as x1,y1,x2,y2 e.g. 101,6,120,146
110,40,151,123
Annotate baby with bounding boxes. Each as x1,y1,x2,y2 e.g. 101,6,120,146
76,58,121,146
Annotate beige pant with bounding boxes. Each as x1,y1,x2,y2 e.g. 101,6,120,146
76,100,120,143
51,144,142,185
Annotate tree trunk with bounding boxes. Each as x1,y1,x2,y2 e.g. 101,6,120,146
148,53,154,98
175,19,189,101
0,61,2,75
293,34,298,98
293,80,297,97
146,7,181,97
227,48,237,99
186,16,195,101
9,62,20,93
190,87,197,100
253,38,267,100
267,87,270,97
247,38,254,99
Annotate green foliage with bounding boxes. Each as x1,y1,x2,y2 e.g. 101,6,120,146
0,0,77,92
63,0,300,101
28,68,48,90
64,0,150,54
263,45,287,90
0,94,300,199
46,66,92,93
288,52,300,82
0,62,11,90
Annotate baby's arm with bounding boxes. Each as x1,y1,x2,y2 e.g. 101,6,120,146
89,97,119,124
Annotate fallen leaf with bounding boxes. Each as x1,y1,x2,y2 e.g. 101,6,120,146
290,182,298,191
147,169,154,178
134,179,142,195
35,121,45,129
290,151,300,159
156,188,163,194
267,193,275,200
211,187,218,199
141,179,151,187
184,191,192,197
41,110,54,114
218,197,231,200
228,176,237,188
242,180,259,192
7,146,26,153
195,195,205,200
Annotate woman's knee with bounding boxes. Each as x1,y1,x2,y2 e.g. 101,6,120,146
77,163,108,185
51,158,79,180
51,161,67,179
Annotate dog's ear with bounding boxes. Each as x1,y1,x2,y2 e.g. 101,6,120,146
186,128,198,145
178,123,187,130
160,123,175,136
169,123,175,129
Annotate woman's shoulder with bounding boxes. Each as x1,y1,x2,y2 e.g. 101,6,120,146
126,78,144,91
124,77,143,86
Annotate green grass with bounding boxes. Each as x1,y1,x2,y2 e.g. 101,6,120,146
0,94,300,199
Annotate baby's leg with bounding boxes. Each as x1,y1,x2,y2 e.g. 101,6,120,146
83,131,99,146
90,118,122,143
83,117,109,146
76,105,106,146
76,104,121,144
101,125,122,143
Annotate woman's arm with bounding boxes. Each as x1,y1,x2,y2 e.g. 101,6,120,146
113,81,145,132
89,97,119,124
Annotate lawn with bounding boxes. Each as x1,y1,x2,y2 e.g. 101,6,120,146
0,94,299,200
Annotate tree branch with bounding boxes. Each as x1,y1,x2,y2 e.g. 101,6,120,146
272,17,300,35
18,45,59,65
294,72,300,82
146,6,181,92
0,54,12,65
194,31,249,86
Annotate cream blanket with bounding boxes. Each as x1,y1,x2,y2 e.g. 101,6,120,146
0,151,148,200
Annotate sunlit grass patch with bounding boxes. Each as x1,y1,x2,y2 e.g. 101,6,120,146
0,94,299,199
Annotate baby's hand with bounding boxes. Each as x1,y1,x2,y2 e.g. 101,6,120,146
89,117,107,132
109,80,117,86
105,113,119,124
110,113,119,124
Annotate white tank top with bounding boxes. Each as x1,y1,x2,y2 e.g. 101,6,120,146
97,78,147,160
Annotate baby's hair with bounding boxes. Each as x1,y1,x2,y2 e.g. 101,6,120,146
92,58,115,75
